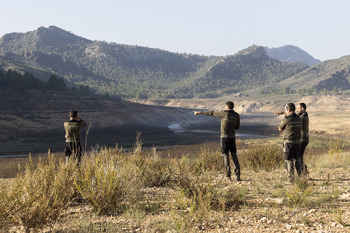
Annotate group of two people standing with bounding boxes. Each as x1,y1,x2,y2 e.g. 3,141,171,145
194,101,309,183
277,102,309,182
64,101,309,183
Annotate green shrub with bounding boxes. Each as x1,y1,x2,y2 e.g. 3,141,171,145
285,183,312,207
218,186,247,211
241,142,283,171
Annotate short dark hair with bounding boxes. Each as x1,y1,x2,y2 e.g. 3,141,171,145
299,103,306,110
285,103,295,111
225,101,234,109
69,110,78,118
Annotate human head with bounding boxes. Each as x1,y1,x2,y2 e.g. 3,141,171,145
285,103,295,112
225,101,234,110
69,110,78,119
297,103,306,115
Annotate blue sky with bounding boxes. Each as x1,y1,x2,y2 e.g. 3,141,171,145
1,0,349,61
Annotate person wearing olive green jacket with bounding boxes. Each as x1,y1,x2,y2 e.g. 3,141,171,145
278,103,302,183
64,110,86,165
296,103,309,176
194,101,241,181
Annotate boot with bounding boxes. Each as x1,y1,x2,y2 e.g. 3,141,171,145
223,153,231,177
285,160,295,183
234,168,241,181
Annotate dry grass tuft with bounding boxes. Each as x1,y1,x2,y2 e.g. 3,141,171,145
75,148,144,215
2,153,77,231
241,142,283,172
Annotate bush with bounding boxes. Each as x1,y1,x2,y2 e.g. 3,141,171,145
198,146,223,172
218,186,247,211
75,149,144,215
173,156,245,213
285,183,312,207
0,182,10,229
3,154,78,231
140,149,174,187
241,142,283,171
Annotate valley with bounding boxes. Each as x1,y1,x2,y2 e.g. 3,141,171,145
1,93,349,156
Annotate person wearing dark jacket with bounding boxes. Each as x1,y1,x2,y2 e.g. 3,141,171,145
64,110,86,165
296,103,309,176
193,101,241,181
278,103,302,183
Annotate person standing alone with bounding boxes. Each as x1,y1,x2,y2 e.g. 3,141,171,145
193,101,241,181
64,110,86,165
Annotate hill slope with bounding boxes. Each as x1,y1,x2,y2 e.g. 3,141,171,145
190,46,308,97
0,26,309,98
276,55,350,90
0,69,199,155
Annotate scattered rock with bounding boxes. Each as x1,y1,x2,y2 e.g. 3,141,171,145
338,193,350,201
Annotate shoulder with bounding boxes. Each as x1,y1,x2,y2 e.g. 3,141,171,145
293,113,301,120
285,114,293,120
227,110,239,114
226,110,239,116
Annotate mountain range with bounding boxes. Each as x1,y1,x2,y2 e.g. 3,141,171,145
0,26,349,99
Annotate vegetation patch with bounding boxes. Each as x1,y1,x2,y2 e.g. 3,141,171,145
0,136,349,232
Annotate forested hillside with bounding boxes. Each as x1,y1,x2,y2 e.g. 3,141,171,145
0,26,309,99
190,46,308,97
276,55,350,92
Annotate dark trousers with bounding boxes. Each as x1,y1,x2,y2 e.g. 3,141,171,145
283,142,301,181
65,141,82,164
221,137,240,178
295,141,309,175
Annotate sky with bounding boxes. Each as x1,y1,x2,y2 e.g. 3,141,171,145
1,0,350,61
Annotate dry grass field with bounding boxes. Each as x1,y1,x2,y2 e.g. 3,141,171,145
0,136,349,233
1,94,350,233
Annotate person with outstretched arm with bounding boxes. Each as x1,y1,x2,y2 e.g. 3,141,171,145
193,101,241,181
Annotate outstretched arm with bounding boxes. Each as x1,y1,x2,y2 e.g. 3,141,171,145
193,110,224,117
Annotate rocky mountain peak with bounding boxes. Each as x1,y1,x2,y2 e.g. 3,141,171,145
265,45,320,66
